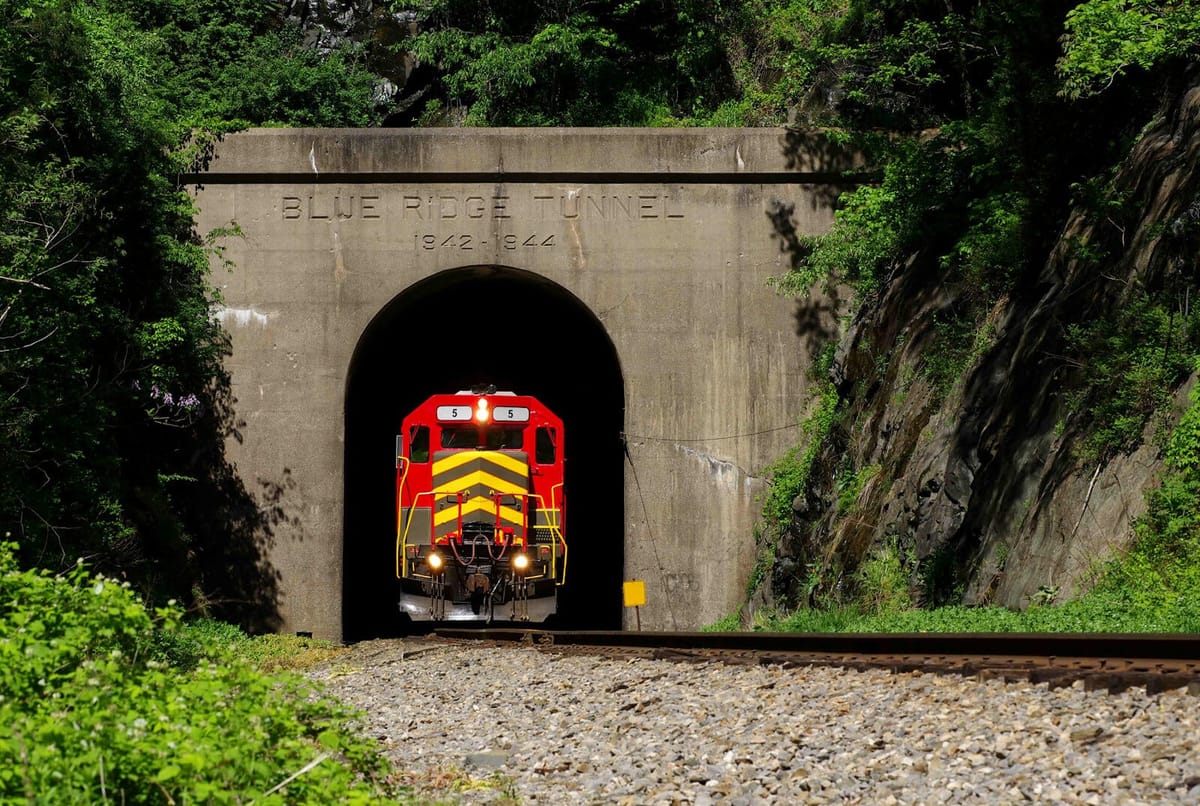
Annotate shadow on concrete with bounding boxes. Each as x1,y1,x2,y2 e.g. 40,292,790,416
141,376,285,633
779,127,866,213
342,265,625,640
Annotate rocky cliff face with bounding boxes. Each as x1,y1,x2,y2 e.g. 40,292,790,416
766,77,1200,613
282,1,426,124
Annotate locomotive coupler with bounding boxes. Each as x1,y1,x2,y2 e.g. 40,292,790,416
466,572,491,615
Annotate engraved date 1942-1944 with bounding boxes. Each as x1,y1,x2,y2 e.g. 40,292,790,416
416,233,556,250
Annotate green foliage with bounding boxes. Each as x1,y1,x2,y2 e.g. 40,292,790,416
920,300,1004,402
1058,0,1200,98
750,584,1200,634
745,525,776,599
123,0,382,127
744,375,1200,634
149,617,247,669
774,128,1017,301
1107,365,1200,625
1,0,380,612
392,0,780,125
916,541,965,608
762,603,866,633
756,0,1200,626
1164,359,1200,471
0,543,402,803
402,8,623,125
700,609,743,632
747,382,838,601
835,463,880,514
2,0,214,582
717,0,849,125
760,384,840,532
856,535,911,614
154,618,349,672
230,631,350,672
1065,292,1200,463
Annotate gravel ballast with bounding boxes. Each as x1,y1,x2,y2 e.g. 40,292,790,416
309,638,1200,804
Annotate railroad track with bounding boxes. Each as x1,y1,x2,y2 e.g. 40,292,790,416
435,628,1200,694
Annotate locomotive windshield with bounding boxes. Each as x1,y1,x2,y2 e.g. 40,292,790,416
440,426,524,450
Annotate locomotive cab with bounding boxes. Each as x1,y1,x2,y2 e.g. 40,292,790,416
394,390,567,622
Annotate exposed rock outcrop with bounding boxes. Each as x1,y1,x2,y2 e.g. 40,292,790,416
282,0,428,124
768,77,1200,612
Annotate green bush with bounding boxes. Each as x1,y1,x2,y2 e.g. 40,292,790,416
0,543,402,804
761,384,840,532
1065,293,1200,463
836,463,881,514
856,536,911,615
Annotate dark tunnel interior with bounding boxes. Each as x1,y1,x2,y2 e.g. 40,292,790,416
342,266,625,640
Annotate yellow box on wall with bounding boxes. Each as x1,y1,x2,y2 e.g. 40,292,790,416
623,580,646,608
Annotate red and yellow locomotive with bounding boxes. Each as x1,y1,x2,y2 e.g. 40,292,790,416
394,389,567,621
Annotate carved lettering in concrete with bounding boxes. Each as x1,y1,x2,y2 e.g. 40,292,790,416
414,233,557,251
282,192,685,222
664,573,696,593
533,193,685,220
400,195,511,220
281,195,381,220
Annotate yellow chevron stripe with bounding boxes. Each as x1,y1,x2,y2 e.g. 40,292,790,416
433,498,524,527
431,451,484,474
431,450,529,477
479,451,529,476
433,469,526,496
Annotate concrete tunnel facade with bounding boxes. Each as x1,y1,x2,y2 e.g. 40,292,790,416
189,128,853,639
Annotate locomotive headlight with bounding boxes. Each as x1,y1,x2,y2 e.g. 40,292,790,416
427,552,444,574
475,397,490,423
513,553,530,574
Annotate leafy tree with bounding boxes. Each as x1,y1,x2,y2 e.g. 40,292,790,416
1058,0,1200,97
120,0,382,127
392,0,751,125
0,0,380,618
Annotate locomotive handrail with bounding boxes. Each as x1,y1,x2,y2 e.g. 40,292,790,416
523,490,567,585
396,451,567,585
399,486,568,584
396,488,460,577
552,482,567,585
399,488,522,575
394,456,411,579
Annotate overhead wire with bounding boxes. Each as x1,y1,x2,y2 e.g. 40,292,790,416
619,419,802,629
621,421,802,444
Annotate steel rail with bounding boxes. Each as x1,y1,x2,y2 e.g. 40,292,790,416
434,628,1200,694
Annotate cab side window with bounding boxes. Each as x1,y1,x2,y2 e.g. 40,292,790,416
410,425,430,463
535,427,556,465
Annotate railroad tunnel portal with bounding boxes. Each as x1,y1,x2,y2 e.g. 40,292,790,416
190,128,851,639
343,266,625,639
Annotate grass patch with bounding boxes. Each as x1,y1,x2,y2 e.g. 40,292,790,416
154,618,348,671
700,610,742,632
397,766,520,805
836,463,882,514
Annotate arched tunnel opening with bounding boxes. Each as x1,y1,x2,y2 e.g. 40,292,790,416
343,266,625,640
